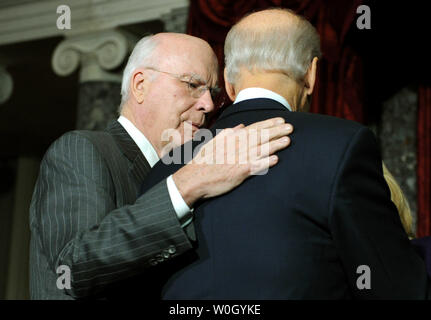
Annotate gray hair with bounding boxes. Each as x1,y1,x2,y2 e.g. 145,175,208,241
224,9,322,85
119,35,159,112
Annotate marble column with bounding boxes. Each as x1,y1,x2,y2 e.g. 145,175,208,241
0,160,15,299
0,66,13,105
5,156,40,300
378,86,418,233
160,7,188,33
52,29,137,130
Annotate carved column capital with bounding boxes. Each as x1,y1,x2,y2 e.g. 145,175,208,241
0,66,13,105
160,7,188,33
52,29,137,82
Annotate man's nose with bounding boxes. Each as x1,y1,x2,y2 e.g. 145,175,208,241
196,89,215,113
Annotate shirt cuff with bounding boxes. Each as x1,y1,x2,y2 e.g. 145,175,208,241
166,175,193,226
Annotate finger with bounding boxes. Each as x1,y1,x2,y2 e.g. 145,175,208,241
261,124,293,144
253,136,290,159
232,123,245,131
244,117,285,131
246,123,293,147
248,155,278,176
246,136,290,161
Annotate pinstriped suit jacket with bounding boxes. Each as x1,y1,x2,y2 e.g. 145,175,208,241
29,121,193,299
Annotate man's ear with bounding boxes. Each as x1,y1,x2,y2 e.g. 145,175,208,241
131,70,147,103
304,57,318,95
224,68,236,101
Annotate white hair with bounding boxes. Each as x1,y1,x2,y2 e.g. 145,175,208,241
224,9,322,85
119,35,159,112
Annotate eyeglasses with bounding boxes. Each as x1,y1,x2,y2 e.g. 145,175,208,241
145,67,221,100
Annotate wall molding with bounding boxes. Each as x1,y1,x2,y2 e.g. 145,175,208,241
0,0,188,46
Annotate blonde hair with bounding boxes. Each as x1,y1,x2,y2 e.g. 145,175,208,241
382,162,415,239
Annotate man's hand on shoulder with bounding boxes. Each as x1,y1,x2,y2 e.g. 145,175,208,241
172,117,293,207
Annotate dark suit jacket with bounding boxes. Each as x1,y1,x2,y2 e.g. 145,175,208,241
412,236,431,278
29,121,193,299
141,98,430,299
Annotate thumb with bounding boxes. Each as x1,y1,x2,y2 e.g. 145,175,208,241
232,123,245,131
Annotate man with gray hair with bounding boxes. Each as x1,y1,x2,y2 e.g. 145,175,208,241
29,32,293,299
141,9,430,299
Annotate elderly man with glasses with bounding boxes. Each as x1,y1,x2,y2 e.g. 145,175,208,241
29,32,293,300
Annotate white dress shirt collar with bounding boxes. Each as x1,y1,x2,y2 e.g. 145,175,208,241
234,87,292,111
117,116,159,168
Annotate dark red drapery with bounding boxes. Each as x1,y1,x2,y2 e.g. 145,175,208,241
187,0,363,121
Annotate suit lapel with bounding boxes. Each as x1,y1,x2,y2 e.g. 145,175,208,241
108,120,197,240
106,121,152,184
